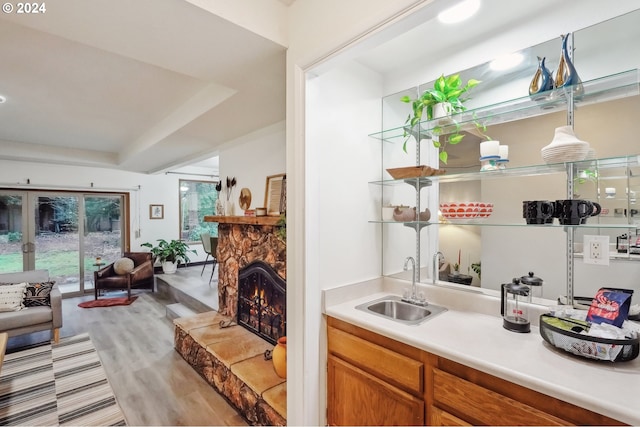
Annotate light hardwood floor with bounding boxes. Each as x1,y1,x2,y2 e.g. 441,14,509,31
7,290,247,426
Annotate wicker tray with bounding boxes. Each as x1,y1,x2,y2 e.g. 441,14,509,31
539,314,639,362
386,165,446,179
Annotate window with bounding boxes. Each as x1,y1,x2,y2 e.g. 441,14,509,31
179,179,218,242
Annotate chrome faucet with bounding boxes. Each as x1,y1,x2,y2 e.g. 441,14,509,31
403,256,427,306
433,251,444,284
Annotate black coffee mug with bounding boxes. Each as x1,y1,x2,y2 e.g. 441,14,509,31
580,201,602,224
554,199,592,225
523,200,555,224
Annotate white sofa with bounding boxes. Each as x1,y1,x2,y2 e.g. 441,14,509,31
0,269,62,343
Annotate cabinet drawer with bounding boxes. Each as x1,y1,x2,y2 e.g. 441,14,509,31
328,326,423,395
432,368,568,426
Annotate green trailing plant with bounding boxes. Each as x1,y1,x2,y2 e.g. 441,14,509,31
472,114,493,141
574,169,598,185
401,73,481,164
141,239,197,264
572,169,598,198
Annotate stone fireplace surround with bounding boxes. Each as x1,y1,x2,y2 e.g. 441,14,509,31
208,216,286,319
173,215,287,425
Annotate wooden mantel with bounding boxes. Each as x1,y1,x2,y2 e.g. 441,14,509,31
203,215,280,226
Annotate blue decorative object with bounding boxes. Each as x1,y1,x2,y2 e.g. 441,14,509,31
528,56,554,99
554,33,581,89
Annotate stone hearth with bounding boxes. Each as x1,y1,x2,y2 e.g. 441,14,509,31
174,311,286,426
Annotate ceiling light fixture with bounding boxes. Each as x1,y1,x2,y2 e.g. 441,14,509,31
490,53,524,71
0,95,6,103
438,0,481,24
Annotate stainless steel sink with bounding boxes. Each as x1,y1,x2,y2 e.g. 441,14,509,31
355,295,447,325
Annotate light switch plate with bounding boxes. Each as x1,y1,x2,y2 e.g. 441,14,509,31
583,235,610,265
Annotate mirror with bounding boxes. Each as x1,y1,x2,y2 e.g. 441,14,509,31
381,8,640,304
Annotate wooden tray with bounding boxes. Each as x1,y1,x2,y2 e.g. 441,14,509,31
386,165,446,179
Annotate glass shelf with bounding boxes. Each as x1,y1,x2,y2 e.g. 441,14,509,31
370,154,640,185
369,69,639,143
369,219,639,229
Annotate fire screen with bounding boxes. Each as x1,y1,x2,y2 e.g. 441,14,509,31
237,260,286,345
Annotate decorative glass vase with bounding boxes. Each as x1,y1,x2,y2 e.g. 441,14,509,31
225,200,235,216
215,196,225,216
554,33,583,96
528,56,553,99
272,336,287,378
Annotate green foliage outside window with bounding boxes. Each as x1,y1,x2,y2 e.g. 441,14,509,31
180,180,218,242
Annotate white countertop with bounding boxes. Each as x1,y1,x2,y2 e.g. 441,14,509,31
323,277,640,425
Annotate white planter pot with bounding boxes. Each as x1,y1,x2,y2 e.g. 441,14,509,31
162,261,178,274
432,102,453,119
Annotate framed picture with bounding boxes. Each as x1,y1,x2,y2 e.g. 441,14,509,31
149,204,164,219
264,174,286,215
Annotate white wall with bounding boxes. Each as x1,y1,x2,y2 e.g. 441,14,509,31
217,121,286,213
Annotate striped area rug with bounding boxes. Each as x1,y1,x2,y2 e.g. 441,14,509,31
0,333,126,426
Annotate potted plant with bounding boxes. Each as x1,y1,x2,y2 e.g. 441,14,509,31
141,239,197,274
471,261,481,279
401,73,481,163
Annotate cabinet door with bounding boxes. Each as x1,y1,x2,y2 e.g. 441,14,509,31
327,355,424,426
429,406,471,426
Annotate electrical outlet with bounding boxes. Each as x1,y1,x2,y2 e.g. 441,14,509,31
584,235,610,266
591,241,601,259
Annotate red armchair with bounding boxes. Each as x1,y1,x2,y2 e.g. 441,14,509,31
94,252,154,300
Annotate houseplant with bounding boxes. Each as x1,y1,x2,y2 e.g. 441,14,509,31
141,239,197,274
401,73,481,163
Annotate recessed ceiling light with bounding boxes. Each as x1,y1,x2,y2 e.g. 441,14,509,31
0,95,6,104
490,53,524,71
438,0,481,24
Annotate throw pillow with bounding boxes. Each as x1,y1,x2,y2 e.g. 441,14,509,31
23,281,56,307
0,282,27,312
113,257,135,275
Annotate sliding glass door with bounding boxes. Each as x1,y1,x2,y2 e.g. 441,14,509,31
0,191,27,273
0,191,125,296
82,195,124,292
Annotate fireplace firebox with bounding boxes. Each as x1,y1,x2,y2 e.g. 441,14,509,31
237,260,286,345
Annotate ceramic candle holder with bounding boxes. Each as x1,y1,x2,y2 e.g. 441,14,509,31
480,140,500,158
499,145,509,160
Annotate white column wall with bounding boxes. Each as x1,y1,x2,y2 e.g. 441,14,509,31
287,1,435,425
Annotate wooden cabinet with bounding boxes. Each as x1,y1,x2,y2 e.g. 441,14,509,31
327,317,426,426
428,356,625,426
327,316,625,426
328,355,424,426
429,406,470,426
